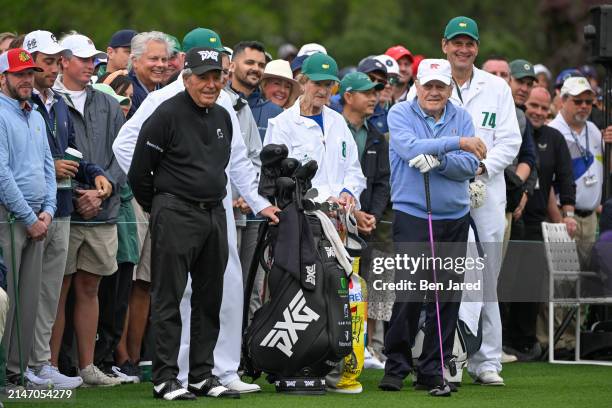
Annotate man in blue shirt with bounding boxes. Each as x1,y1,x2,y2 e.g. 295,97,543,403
0,48,57,387
229,41,283,140
379,59,485,394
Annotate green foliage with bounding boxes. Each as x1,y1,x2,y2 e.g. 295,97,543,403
0,0,593,72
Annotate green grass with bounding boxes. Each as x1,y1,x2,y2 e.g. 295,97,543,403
12,363,612,408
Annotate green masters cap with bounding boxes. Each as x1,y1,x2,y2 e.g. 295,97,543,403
339,72,384,95
182,28,224,52
510,59,536,80
166,34,181,54
301,52,340,82
444,16,479,41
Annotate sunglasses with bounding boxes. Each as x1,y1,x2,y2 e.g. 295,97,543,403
572,98,594,106
368,75,387,86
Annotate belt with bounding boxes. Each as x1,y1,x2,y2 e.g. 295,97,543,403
575,209,594,218
157,192,222,210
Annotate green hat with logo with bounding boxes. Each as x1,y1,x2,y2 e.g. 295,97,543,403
339,72,384,95
166,35,181,54
444,16,479,41
510,59,536,80
182,28,224,52
301,52,340,82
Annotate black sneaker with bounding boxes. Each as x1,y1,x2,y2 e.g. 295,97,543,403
503,343,542,362
378,374,404,391
153,379,196,401
414,376,458,392
187,376,240,398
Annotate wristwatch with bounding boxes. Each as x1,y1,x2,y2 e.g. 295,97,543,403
562,210,575,218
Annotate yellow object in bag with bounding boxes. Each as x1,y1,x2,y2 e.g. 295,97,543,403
332,257,367,393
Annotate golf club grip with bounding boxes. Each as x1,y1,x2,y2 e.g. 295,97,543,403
423,173,431,213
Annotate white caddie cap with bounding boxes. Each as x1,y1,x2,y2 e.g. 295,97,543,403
417,58,452,85
60,34,107,59
297,43,327,57
560,76,594,97
373,54,400,76
23,30,70,56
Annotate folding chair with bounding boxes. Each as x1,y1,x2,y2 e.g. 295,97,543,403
541,222,612,366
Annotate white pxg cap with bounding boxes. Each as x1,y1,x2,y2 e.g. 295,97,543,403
417,58,452,85
60,34,107,59
23,30,70,56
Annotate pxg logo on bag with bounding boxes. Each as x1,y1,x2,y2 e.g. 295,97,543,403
259,289,320,357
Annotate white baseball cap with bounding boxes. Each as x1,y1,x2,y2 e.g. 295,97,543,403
374,54,400,76
560,76,594,97
60,34,107,59
297,43,327,57
417,58,452,85
23,30,70,56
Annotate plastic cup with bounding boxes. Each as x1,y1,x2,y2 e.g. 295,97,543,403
57,148,83,190
139,361,152,382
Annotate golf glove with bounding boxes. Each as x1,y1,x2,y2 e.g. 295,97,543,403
408,154,440,173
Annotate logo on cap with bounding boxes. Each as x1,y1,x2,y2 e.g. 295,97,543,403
524,64,531,70
385,60,393,67
198,50,219,61
18,51,30,62
430,63,439,69
322,64,329,69
209,37,217,43
459,22,467,27
25,39,37,51
51,34,58,43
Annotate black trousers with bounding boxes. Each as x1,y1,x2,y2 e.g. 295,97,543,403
502,221,544,349
149,194,228,385
94,262,134,367
384,210,469,381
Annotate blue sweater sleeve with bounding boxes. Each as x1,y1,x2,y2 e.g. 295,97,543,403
0,118,37,226
388,103,461,162
437,113,479,181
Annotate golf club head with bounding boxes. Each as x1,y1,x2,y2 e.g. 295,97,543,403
260,144,288,167
295,160,318,182
275,177,296,209
280,158,300,177
429,384,451,397
295,160,318,194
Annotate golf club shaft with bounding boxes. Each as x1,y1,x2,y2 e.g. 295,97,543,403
423,173,445,382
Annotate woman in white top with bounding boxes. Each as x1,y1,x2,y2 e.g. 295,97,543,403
263,53,366,208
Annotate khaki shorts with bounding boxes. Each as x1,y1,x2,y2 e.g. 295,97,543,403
132,199,151,282
65,224,118,276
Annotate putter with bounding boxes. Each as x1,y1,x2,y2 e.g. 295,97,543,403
423,173,451,398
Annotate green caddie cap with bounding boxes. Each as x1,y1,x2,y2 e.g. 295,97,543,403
166,35,181,54
444,16,479,41
339,72,384,95
301,52,340,82
182,28,224,52
510,59,536,80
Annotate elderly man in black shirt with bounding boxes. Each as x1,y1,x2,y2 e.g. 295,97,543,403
129,47,257,400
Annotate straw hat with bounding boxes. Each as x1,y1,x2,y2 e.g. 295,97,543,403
261,59,301,108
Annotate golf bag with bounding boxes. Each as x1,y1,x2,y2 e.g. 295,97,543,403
242,145,355,394
411,315,480,385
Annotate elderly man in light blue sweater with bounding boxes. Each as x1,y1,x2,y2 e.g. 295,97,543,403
379,59,486,394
